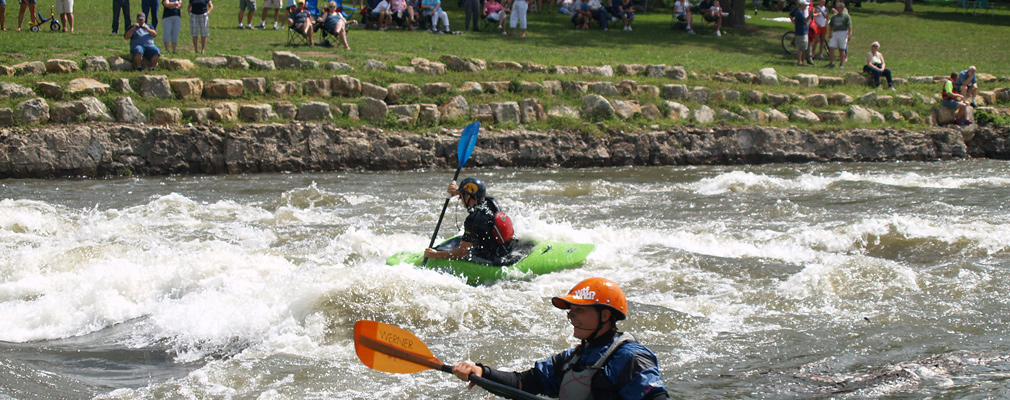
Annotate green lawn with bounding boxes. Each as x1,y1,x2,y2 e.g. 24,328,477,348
0,0,1007,76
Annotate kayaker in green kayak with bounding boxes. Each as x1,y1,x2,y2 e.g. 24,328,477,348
423,177,515,266
450,277,670,400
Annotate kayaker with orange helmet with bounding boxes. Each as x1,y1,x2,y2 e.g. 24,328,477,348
451,277,670,400
423,177,514,265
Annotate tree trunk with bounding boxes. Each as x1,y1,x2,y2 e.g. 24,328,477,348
904,0,913,12
728,0,746,26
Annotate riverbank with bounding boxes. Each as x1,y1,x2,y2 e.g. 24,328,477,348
2,123,1007,179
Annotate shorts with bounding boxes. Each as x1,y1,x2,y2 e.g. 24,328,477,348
828,31,847,49
55,0,73,13
675,13,687,21
954,80,976,89
795,34,808,51
264,0,281,7
190,13,210,36
240,0,257,11
131,44,161,59
486,9,503,20
19,0,36,4
0,0,7,5
942,99,961,109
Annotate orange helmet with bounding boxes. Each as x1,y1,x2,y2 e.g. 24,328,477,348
551,277,628,320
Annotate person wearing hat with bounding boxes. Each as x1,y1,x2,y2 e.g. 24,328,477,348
423,178,513,265
287,0,314,45
125,12,161,71
188,0,213,54
451,277,670,400
825,0,850,68
789,0,810,67
863,41,894,90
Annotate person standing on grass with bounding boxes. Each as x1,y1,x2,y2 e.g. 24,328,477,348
237,0,256,28
112,0,131,34
257,0,282,29
142,0,159,28
189,0,212,53
162,0,182,53
463,0,478,31
55,0,73,32
507,0,527,36
825,0,850,68
789,0,810,67
16,0,37,31
0,0,6,31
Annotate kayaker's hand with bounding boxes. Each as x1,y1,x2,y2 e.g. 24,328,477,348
451,361,482,389
424,248,439,258
447,181,460,197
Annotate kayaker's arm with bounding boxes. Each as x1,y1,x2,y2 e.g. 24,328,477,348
424,241,472,259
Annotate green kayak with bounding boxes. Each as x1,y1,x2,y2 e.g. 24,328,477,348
386,236,595,285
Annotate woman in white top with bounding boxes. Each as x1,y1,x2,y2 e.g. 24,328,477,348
863,41,894,90
673,0,694,34
811,0,827,58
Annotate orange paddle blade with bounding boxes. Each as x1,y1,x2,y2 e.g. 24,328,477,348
354,320,444,374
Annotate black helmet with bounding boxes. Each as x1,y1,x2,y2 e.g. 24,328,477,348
459,177,486,200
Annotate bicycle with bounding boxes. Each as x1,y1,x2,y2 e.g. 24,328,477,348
781,30,796,55
28,5,61,32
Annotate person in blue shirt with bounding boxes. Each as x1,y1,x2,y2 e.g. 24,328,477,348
420,0,449,33
125,12,161,71
789,0,810,67
287,0,314,44
452,277,670,400
955,66,979,108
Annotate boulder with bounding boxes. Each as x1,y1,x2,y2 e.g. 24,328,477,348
303,79,332,96
0,108,14,126
438,95,469,122
895,94,916,106
552,65,579,75
523,62,549,73
562,81,589,95
364,59,387,70
665,66,688,80
932,105,962,126
490,102,521,124
273,101,298,119
459,81,483,94
520,98,546,123
247,56,277,70
471,104,495,123
80,97,114,122
858,91,877,106
665,101,690,120
270,80,302,96
386,83,422,104
743,108,769,123
759,68,778,85
106,56,133,71
393,65,416,74
50,101,86,124
113,97,145,123
490,61,523,70
66,78,110,96
616,80,638,96
640,85,660,98
578,65,614,77
210,102,239,122
440,55,485,72
617,64,647,75
423,82,452,96
717,109,744,122
721,90,740,103
691,105,714,123
295,101,332,121
360,97,388,123
843,72,869,86
902,110,922,123
767,109,788,123
745,90,764,104
789,108,820,123
341,103,359,120
183,108,212,123
388,104,420,123
225,55,250,69
765,93,790,107
1,82,36,99
482,81,510,94
239,104,277,122
645,64,666,78
418,103,439,124
640,104,662,120
203,79,244,99
581,94,614,119
689,86,709,104
543,80,562,95
361,82,389,100
161,58,196,71
797,74,819,87
547,105,580,119
816,110,846,122
13,61,46,76
300,60,319,69
589,82,620,97
828,92,854,106
112,78,133,93
736,71,759,84
242,77,267,95
661,84,688,100
272,51,303,69
37,82,63,100
805,93,828,107
195,57,228,68
612,100,641,119
138,75,173,99
170,78,204,100
332,75,362,96
994,87,1010,103
82,56,110,72
818,76,845,86
45,59,79,74
517,81,545,94
416,61,447,75
152,107,182,125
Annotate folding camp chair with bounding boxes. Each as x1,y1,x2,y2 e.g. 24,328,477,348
954,0,976,14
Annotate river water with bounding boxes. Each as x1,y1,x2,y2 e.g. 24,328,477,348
3,160,1010,399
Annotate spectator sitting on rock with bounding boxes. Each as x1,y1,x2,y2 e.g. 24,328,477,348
942,72,972,126
288,0,314,45
125,12,161,71
863,41,894,90
698,0,727,36
673,0,694,34
955,66,979,108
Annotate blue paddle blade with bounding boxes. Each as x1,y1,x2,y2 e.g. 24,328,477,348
457,121,480,167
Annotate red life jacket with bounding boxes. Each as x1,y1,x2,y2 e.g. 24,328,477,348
493,211,514,245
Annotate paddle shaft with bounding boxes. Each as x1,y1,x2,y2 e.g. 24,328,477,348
357,333,542,400
421,167,463,268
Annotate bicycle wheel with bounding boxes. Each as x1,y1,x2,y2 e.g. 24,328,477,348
781,31,796,55
30,25,40,32
51,21,61,31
